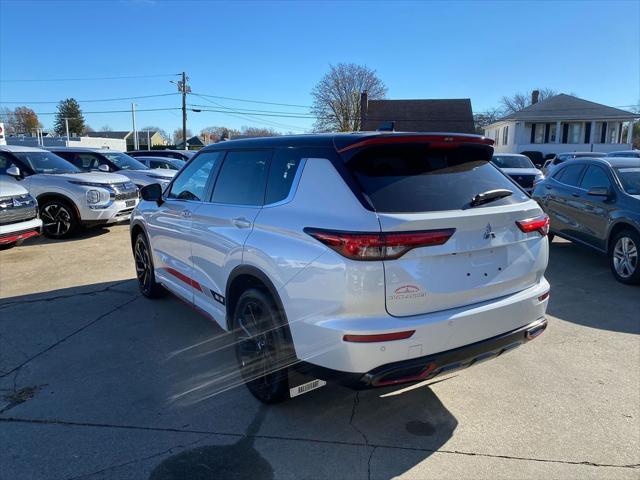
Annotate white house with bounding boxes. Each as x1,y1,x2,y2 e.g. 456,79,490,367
484,93,639,155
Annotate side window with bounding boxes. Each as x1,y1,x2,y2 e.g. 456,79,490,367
77,153,103,170
580,166,611,190
211,150,271,206
0,152,17,174
168,151,221,201
556,164,585,187
265,149,303,204
150,160,163,169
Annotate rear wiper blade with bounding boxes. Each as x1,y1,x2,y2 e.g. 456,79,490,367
470,189,513,207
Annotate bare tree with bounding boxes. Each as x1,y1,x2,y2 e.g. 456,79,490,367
240,126,280,137
500,88,557,114
100,125,113,131
0,107,16,135
473,107,503,134
311,63,387,132
173,128,192,142
200,126,240,143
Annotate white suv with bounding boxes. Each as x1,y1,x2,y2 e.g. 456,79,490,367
0,178,42,248
48,147,176,189
130,133,550,403
0,145,139,238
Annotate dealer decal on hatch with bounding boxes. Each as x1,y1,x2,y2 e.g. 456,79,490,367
388,285,427,301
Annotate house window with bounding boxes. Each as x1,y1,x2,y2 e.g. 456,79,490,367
534,124,545,143
567,122,582,144
548,123,557,142
502,126,509,145
608,123,619,143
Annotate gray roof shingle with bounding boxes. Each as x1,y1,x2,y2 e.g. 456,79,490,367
362,98,474,134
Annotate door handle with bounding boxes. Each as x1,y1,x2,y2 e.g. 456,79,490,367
571,193,580,198
232,217,252,229
545,185,552,190
181,209,192,218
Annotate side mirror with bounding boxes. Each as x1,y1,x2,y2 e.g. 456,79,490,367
98,164,110,172
587,186,610,197
140,183,163,204
6,166,21,178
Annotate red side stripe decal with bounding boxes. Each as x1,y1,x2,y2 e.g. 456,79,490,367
164,267,202,292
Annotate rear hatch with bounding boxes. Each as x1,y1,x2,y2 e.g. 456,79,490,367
343,137,546,317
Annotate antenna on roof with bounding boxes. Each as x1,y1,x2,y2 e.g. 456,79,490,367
377,121,395,132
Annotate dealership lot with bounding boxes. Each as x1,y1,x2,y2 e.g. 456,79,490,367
0,225,638,479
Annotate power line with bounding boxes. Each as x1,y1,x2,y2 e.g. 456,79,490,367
0,107,181,116
0,73,181,83
191,91,311,109
0,93,180,104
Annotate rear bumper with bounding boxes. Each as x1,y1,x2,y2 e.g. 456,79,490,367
295,317,548,389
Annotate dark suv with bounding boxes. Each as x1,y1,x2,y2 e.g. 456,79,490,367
532,156,640,284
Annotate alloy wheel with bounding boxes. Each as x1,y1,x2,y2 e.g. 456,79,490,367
613,236,638,279
41,203,72,237
134,237,151,292
236,300,278,388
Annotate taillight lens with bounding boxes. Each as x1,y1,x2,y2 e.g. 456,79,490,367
304,228,455,260
516,214,550,236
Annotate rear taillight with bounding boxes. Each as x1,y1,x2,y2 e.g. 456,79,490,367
304,228,455,260
516,214,550,236
343,330,416,343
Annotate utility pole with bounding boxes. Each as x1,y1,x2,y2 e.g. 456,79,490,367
131,103,138,150
64,118,70,146
147,129,151,151
180,72,190,150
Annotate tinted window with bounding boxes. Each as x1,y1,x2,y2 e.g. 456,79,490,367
265,149,302,204
615,167,640,195
77,153,104,170
0,152,18,174
347,145,527,213
212,150,271,206
580,166,611,190
102,152,148,170
168,151,221,201
491,155,534,169
556,164,585,187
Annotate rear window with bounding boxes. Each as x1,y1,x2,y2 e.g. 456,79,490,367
347,145,528,213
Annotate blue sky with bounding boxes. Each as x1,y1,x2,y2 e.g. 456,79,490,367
0,0,638,138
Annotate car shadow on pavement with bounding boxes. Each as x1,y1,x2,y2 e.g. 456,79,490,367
545,240,639,334
30,225,112,246
150,384,457,480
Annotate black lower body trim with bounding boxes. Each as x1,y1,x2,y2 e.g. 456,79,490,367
293,318,548,390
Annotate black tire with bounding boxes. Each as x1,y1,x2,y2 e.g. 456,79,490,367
609,229,640,285
0,242,17,250
40,199,78,238
233,288,293,404
134,233,167,298
548,233,555,243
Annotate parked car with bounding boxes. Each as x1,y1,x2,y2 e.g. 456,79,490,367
47,147,176,189
543,151,607,176
491,153,544,193
135,156,185,170
532,156,640,284
520,150,545,168
129,149,196,161
131,133,550,404
607,150,640,158
0,178,42,249
0,145,138,238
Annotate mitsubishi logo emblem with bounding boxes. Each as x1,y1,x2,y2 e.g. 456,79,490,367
484,223,496,240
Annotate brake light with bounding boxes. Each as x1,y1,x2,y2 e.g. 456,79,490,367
516,214,550,236
343,330,415,343
304,228,455,260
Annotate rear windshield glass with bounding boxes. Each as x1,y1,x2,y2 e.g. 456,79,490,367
347,145,528,213
102,152,148,170
491,155,534,169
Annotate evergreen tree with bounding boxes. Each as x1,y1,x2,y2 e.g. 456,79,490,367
54,98,85,136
